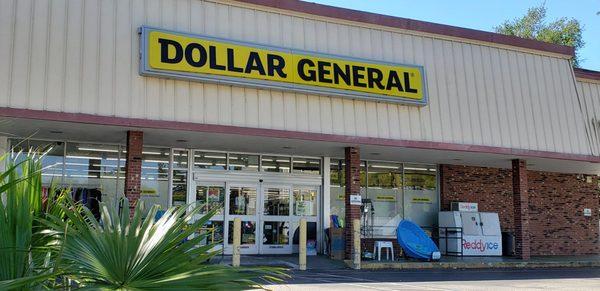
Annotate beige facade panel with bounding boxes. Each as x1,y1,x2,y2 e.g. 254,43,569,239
0,0,591,155
577,80,600,156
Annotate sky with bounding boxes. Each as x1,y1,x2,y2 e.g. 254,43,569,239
308,0,600,71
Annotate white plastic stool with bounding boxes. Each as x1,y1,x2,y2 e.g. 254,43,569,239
373,241,394,261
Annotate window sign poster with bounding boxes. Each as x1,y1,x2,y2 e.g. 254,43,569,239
208,188,220,203
350,194,362,205
141,188,159,197
295,201,312,216
411,197,432,204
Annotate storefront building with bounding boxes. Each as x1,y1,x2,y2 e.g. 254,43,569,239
1,0,599,259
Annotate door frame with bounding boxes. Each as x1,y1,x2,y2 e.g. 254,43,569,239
191,169,322,255
190,180,226,252
259,184,294,254
225,182,260,254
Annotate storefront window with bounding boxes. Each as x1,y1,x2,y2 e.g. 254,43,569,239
63,143,120,212
366,161,403,237
229,186,257,215
194,151,227,170
171,170,187,206
116,146,126,208
293,188,317,216
403,164,439,227
263,187,290,216
329,159,366,221
196,185,225,214
263,221,290,245
228,153,259,171
261,156,291,173
10,139,65,185
292,157,321,175
330,159,438,235
329,159,345,220
172,149,188,169
200,220,224,246
139,147,170,211
228,220,256,245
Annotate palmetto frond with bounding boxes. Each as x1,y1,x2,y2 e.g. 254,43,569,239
45,199,285,290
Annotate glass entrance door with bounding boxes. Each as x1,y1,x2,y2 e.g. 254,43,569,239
193,182,225,250
225,184,259,254
193,179,321,255
260,185,293,254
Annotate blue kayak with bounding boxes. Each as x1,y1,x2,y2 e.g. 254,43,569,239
396,220,441,261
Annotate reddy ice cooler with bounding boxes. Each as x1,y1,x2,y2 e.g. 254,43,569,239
438,211,502,256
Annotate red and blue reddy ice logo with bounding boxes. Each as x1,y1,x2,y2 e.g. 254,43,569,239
462,239,499,252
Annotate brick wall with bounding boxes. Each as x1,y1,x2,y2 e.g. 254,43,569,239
345,147,361,259
512,159,530,259
440,165,514,229
528,171,599,255
124,131,143,215
440,164,599,256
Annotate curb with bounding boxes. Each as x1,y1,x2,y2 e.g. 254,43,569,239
344,260,600,270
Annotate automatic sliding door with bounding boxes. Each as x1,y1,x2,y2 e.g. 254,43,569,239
260,186,292,254
193,183,225,250
226,184,259,254
292,187,319,255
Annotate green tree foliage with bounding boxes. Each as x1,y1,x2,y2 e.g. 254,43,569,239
495,5,584,67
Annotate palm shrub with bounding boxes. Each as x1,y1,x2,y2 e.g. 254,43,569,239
1,147,285,290
44,198,284,290
0,149,69,290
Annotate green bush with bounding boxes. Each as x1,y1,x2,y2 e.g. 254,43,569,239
0,152,285,290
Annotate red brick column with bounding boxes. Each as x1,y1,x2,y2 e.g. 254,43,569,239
344,147,361,259
512,159,530,259
125,131,143,216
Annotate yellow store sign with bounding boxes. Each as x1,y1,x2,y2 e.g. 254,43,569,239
139,26,427,105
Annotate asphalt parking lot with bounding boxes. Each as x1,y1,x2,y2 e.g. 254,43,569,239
266,267,600,290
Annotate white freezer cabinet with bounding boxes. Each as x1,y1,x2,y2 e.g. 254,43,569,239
438,211,502,256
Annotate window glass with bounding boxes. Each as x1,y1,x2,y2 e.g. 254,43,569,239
200,220,224,246
330,159,345,187
63,143,119,211
263,187,290,216
9,139,64,185
172,149,188,169
403,164,439,227
294,188,317,216
292,222,317,245
171,170,187,206
139,147,170,210
329,160,366,221
366,161,403,237
263,221,290,245
292,157,321,175
196,185,225,215
261,156,291,173
228,220,256,245
229,186,257,215
329,159,345,220
228,153,259,171
194,151,227,170
116,146,126,208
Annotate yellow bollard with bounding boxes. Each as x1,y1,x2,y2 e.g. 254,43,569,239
232,218,241,267
353,219,361,270
299,218,307,270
